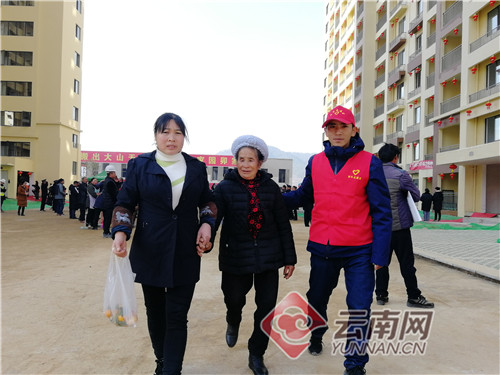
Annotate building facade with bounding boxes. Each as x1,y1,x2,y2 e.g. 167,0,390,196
1,0,83,198
323,0,500,216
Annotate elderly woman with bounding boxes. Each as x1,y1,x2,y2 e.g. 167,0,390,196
16,181,29,216
111,112,216,375
214,135,297,375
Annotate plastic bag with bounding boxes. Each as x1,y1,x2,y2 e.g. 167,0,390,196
103,252,138,327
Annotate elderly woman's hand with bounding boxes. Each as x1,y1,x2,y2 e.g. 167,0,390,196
112,232,128,258
283,265,295,279
196,223,212,256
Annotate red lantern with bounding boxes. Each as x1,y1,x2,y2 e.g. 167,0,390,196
390,55,393,60
441,81,447,87
449,116,454,123
414,99,418,104
409,72,413,76
490,0,496,5
429,95,434,101
440,173,445,180
472,14,478,21
452,78,457,85
394,51,398,56
450,173,455,179
453,28,458,35
449,163,457,172
388,86,392,91
486,102,492,109
427,177,432,182
409,104,413,108
466,110,472,116
410,32,413,36
18,171,22,175
430,57,435,63
413,142,418,147
417,25,421,31
393,83,397,88
437,120,442,126
406,144,410,149
391,23,394,28
28,172,32,176
490,56,496,64
416,67,420,73
443,38,448,45
428,136,433,141
431,18,436,24
471,67,477,74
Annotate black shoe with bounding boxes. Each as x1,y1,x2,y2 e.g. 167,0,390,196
344,365,366,375
248,354,268,375
225,323,239,347
376,296,388,305
153,358,163,375
308,337,323,356
407,295,434,308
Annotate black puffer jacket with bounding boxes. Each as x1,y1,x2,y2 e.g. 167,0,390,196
214,169,296,275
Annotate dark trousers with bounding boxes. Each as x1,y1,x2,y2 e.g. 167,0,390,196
434,209,442,221
102,208,113,234
307,253,374,369
78,204,86,222
221,269,279,357
40,193,47,211
54,199,64,215
86,208,96,228
142,283,196,375
375,228,421,299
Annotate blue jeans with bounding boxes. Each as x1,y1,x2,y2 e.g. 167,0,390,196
423,211,430,221
54,199,64,215
307,253,374,369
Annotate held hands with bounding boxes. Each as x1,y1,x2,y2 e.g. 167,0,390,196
196,223,212,257
283,265,295,279
112,232,128,258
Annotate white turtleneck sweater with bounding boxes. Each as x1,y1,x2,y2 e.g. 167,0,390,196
155,149,186,210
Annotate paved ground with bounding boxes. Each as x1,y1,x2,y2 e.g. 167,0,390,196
1,208,499,375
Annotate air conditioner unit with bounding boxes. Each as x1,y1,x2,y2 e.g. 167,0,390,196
3,111,14,126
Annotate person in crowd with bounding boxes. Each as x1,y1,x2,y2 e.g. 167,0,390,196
17,181,29,216
283,106,392,375
433,187,444,222
95,166,119,238
111,112,216,375
375,143,434,310
54,178,66,216
290,186,298,220
40,179,48,211
32,181,40,200
1,179,7,212
68,181,80,219
420,188,433,222
85,177,99,230
213,135,296,375
78,177,88,224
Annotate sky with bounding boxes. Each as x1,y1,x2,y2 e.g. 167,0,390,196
80,0,326,155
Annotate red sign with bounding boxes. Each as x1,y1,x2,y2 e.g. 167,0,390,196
409,160,433,171
81,151,236,167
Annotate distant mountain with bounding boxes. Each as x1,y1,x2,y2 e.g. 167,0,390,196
217,146,315,185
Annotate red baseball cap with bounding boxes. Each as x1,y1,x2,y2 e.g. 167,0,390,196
322,106,356,128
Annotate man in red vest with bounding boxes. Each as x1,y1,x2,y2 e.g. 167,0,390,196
284,106,392,375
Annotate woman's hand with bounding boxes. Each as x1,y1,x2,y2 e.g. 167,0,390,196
283,265,295,279
112,232,128,257
196,223,212,257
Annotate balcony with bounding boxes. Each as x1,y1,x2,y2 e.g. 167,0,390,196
355,85,362,98
334,62,339,71
376,44,386,60
374,104,385,118
373,134,384,145
387,131,404,144
357,1,364,18
345,71,353,81
387,98,405,113
333,84,338,93
407,48,422,72
390,0,407,18
387,64,405,87
408,13,423,35
424,154,434,161
375,74,385,88
469,82,500,103
407,86,421,99
470,25,500,53
356,30,363,44
439,144,460,153
389,32,407,53
443,1,462,28
426,72,435,89
427,32,436,48
441,45,461,73
335,40,339,50
440,94,460,114
355,58,363,71
376,13,387,32
425,113,434,127
428,1,437,10
407,123,420,134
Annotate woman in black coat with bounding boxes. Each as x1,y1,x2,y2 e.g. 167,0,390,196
214,135,296,375
432,187,444,222
420,188,433,221
111,113,216,375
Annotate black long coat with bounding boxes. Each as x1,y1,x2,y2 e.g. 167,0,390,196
433,191,444,211
420,192,433,211
214,169,296,275
114,151,215,288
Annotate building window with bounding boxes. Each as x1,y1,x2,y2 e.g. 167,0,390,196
74,79,79,94
414,106,421,124
72,134,78,148
1,111,31,126
74,51,80,67
1,81,32,96
485,115,500,143
0,21,34,36
278,169,286,183
75,25,81,40
72,161,77,175
1,141,30,157
211,167,219,180
415,35,422,52
1,50,33,66
397,49,405,66
72,106,79,121
398,17,405,34
397,82,404,99
417,0,423,15
487,5,499,35
415,69,421,88
0,1,34,5
395,114,403,131
413,142,420,161
486,61,500,88
76,0,82,13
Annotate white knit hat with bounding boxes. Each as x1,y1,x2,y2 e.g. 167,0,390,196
231,135,269,162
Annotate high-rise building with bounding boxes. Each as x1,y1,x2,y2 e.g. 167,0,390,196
323,0,499,216
1,0,83,198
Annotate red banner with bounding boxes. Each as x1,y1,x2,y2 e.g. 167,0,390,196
81,151,236,167
409,160,433,171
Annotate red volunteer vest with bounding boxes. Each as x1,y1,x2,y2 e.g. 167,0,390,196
309,150,373,246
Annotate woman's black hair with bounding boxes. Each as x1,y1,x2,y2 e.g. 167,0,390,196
154,113,189,141
236,147,265,162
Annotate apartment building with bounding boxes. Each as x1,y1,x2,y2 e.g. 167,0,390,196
1,0,83,198
323,0,500,216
